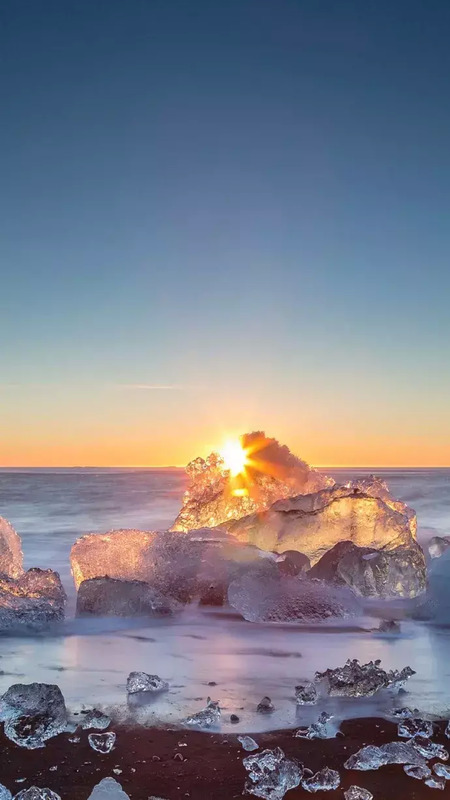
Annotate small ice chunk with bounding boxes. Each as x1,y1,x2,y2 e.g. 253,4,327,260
14,791,61,800
80,709,110,730
238,735,259,752
257,696,274,713
243,747,302,800
183,698,221,729
295,682,317,705
302,767,340,793
0,683,67,749
398,717,433,738
126,672,168,694
0,786,12,800
391,707,418,719
87,778,130,799
404,763,432,779
344,788,373,800
434,763,450,779
378,619,400,633
315,658,415,698
425,775,446,790
88,732,116,753
409,736,448,760
344,741,426,771
294,712,333,740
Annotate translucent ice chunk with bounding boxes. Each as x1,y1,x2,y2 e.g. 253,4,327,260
183,698,221,729
294,712,333,740
434,763,450,779
0,786,12,800
409,736,448,760
257,697,274,713
87,778,130,799
378,619,400,633
0,683,67,749
14,790,61,800
243,746,303,800
0,517,23,579
344,742,426,770
316,658,415,698
88,732,116,753
398,718,434,738
295,682,317,705
302,767,340,793
238,735,259,752
76,577,179,617
404,763,432,779
80,709,111,730
391,707,419,719
344,788,373,800
425,775,446,790
126,672,169,694
0,569,66,631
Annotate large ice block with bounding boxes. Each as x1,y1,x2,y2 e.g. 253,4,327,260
0,517,24,579
0,683,67,749
76,577,180,616
0,569,66,631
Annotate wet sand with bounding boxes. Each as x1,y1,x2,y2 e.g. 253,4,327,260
1,717,449,798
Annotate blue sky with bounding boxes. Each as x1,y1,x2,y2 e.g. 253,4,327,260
1,0,450,466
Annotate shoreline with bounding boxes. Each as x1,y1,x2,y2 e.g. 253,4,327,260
1,717,449,798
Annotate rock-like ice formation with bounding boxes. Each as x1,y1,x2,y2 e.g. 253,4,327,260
224,482,417,564
302,766,340,793
228,572,361,623
243,746,303,800
309,539,426,599
294,682,317,705
171,432,332,532
87,778,130,799
344,788,373,800
80,709,110,730
315,659,415,698
344,741,426,770
238,735,259,752
0,517,23,579
0,569,66,631
0,683,67,749
76,577,179,617
126,672,168,694
14,790,61,800
88,732,116,753
398,717,433,738
183,698,221,728
404,763,432,779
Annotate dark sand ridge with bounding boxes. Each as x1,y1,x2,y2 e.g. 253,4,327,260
1,718,449,798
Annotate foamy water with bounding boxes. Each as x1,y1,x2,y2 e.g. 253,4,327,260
0,467,449,731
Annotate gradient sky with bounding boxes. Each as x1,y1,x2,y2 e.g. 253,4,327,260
1,0,450,467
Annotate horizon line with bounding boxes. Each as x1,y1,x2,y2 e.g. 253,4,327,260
1,463,449,470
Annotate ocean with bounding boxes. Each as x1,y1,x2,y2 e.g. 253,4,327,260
0,467,449,731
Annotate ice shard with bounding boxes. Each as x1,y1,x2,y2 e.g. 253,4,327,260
238,735,259,752
224,482,417,565
0,569,66,631
301,766,340,793
0,517,23,579
243,746,303,800
14,790,61,800
88,732,116,753
0,683,67,749
80,709,111,730
344,741,426,770
87,778,130,799
344,788,373,800
315,659,415,698
126,672,168,694
171,432,333,532
183,698,221,729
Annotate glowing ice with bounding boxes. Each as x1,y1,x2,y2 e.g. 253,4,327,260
183,698,221,729
172,432,332,532
0,683,67,749
88,732,116,753
0,569,66,631
294,712,333,740
126,672,168,694
243,746,303,800
302,766,340,793
87,778,130,799
316,659,415,697
0,517,23,579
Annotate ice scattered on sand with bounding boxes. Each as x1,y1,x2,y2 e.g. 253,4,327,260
315,658,415,698
87,778,130,799
302,766,340,793
80,709,111,730
243,746,303,800
88,732,116,753
409,735,448,760
344,788,373,800
344,741,426,770
404,763,432,780
0,683,67,749
294,682,317,705
238,735,259,752
434,763,450,779
14,790,61,800
183,698,221,729
126,672,168,694
398,717,433,738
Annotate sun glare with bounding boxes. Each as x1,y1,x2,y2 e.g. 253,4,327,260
220,439,248,476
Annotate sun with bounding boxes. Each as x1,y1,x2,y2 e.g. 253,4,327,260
220,439,248,476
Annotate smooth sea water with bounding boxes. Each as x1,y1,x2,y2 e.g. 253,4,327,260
0,467,450,731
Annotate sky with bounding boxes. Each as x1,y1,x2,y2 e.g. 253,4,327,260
1,0,450,468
